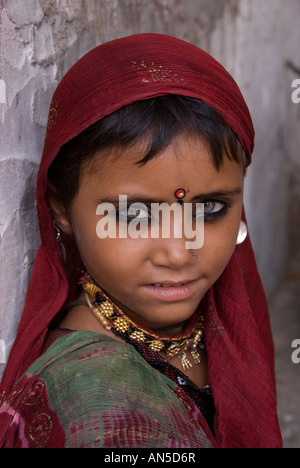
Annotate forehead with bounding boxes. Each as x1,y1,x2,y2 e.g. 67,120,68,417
81,135,244,197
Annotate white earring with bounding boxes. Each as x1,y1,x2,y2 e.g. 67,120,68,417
236,220,248,245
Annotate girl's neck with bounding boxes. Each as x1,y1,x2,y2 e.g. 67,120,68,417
150,321,188,337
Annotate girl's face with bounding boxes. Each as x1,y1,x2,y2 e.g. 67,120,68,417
62,135,244,330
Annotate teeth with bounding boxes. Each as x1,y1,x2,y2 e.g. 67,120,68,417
154,283,182,287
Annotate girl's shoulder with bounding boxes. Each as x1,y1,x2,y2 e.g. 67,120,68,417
22,330,176,398
35,329,155,379
1,330,212,448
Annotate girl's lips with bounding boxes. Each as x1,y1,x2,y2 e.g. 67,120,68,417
142,279,201,302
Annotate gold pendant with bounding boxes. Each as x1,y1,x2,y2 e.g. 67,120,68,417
178,352,193,371
190,346,202,364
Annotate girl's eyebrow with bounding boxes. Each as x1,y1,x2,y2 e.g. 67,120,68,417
98,186,243,205
98,196,161,205
192,186,243,200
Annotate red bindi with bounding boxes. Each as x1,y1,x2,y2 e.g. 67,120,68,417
174,188,186,200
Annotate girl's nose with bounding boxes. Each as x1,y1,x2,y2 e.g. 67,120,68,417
150,236,198,269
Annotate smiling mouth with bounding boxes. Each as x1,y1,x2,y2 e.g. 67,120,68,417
143,279,201,301
152,282,191,288
151,278,198,286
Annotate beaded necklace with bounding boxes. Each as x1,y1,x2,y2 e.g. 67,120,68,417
81,274,205,371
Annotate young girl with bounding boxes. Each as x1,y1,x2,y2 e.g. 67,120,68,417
0,33,282,448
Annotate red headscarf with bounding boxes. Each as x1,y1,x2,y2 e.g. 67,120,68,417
0,33,282,448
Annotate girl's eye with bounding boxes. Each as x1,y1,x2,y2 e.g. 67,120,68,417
119,203,150,222
204,200,226,214
128,204,149,219
201,200,229,220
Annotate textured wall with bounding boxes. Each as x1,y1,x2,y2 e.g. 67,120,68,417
0,0,299,377
207,0,300,294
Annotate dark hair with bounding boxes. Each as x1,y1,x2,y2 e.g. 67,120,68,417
48,95,246,206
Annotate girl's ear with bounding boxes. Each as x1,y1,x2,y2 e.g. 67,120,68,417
47,181,74,235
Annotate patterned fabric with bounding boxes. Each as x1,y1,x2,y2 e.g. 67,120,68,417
127,337,215,434
42,327,216,434
0,332,213,448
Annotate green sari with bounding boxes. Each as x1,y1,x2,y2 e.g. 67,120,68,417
0,331,214,448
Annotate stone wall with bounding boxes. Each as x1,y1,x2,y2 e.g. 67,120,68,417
1,0,299,376
207,0,300,293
